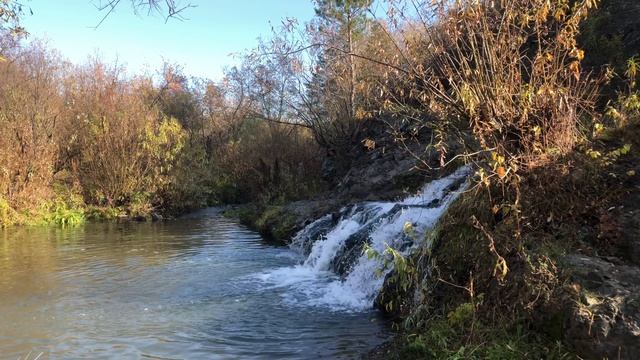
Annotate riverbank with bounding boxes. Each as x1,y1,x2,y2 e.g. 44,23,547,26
227,121,640,359
0,195,171,228
374,122,640,359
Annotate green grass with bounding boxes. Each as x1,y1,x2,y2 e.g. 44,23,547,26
397,302,574,360
28,196,86,227
0,196,18,227
0,188,86,228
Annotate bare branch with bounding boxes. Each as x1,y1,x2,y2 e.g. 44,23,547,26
92,0,195,28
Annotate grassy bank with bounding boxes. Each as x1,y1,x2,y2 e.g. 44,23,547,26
223,204,300,244
369,116,640,358
0,194,156,228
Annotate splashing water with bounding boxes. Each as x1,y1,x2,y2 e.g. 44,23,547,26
254,166,471,312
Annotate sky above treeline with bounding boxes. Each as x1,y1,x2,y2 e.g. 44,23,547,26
21,0,316,80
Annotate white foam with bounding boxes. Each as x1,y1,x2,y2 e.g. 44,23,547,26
303,219,362,271
253,166,470,312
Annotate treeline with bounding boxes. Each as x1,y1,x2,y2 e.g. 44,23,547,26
1,0,639,230
0,0,393,226
0,40,324,226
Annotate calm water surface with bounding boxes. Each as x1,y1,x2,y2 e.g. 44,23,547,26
0,209,390,359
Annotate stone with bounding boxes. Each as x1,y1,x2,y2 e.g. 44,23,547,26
564,254,640,360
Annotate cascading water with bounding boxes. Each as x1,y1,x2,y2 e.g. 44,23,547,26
254,166,471,312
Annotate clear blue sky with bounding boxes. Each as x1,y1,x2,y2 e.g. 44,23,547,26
21,0,316,80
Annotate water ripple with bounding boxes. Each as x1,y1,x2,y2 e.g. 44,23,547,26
0,211,390,359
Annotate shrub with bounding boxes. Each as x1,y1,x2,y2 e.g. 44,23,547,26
62,61,187,208
0,196,18,227
391,0,599,171
0,41,62,212
38,197,85,227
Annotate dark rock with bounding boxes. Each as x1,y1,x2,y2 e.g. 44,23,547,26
621,204,640,266
272,198,341,244
294,214,338,256
329,203,394,276
331,204,421,277
564,254,640,360
425,198,440,208
331,222,376,276
373,268,415,318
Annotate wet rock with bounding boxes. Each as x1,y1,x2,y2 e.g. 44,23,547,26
293,214,338,256
330,204,391,276
331,204,425,277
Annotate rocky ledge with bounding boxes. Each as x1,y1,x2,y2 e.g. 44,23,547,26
564,254,640,359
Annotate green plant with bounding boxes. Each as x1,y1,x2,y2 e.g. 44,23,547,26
126,193,154,219
86,206,125,221
0,196,17,227
397,310,574,360
32,195,85,227
603,57,640,128
365,222,420,313
46,202,85,227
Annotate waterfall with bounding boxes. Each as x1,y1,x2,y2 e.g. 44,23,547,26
254,167,471,312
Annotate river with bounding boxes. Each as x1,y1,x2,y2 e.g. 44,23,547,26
0,209,390,359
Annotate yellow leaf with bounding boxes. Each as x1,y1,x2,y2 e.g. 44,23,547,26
620,144,632,155
532,125,541,137
493,257,509,281
403,221,413,234
587,149,602,159
545,52,554,62
570,48,585,61
605,107,621,120
491,152,505,164
362,138,376,151
355,108,368,120
538,3,549,19
569,61,581,80
627,57,638,80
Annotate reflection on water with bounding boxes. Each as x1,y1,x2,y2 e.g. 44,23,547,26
0,209,390,359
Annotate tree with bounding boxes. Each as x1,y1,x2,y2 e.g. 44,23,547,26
0,0,26,42
314,0,372,120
